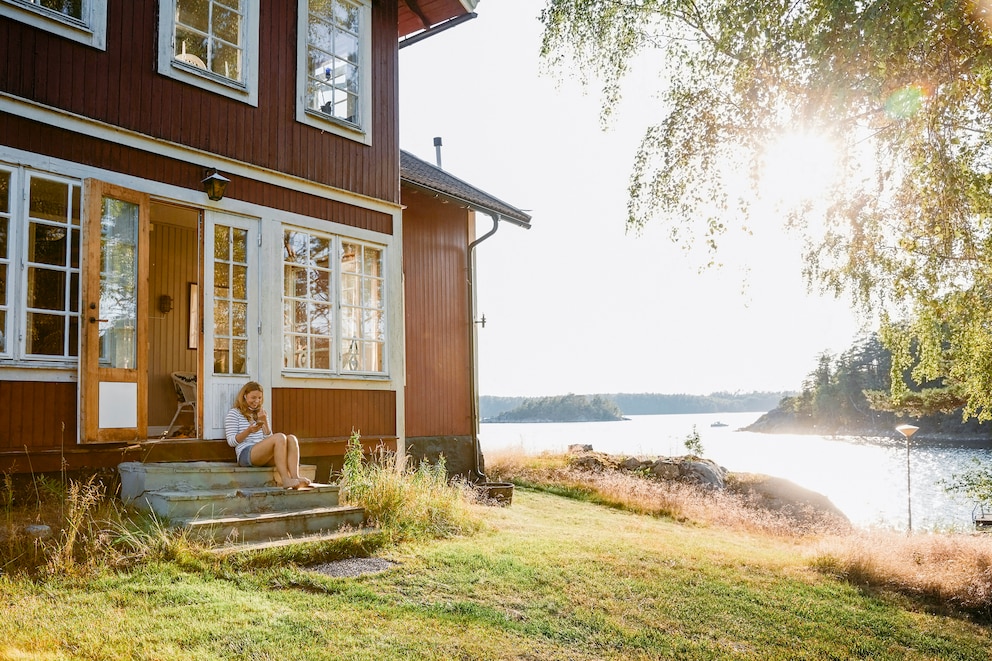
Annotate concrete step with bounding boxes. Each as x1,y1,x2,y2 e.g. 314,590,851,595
182,505,367,544
119,461,317,500
141,484,342,521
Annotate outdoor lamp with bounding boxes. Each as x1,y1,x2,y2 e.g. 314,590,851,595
896,424,920,533
202,170,230,201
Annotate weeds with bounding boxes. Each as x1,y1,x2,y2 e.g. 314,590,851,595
340,432,485,543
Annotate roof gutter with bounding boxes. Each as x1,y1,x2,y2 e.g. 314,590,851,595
399,12,478,49
466,212,502,481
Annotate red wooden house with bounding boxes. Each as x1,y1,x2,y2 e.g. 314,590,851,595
0,0,529,481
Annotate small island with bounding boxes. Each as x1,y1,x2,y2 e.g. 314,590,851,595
485,393,626,423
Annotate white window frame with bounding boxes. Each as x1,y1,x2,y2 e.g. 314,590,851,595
0,164,83,366
157,0,260,106
281,224,386,377
295,0,373,145
0,0,107,50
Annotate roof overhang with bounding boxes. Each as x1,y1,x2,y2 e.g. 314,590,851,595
398,0,479,40
401,150,532,229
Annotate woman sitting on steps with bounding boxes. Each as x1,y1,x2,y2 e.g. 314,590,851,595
225,381,311,489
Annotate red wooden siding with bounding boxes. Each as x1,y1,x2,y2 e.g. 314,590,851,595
0,114,394,234
0,0,400,203
0,381,77,451
271,388,397,440
402,187,473,437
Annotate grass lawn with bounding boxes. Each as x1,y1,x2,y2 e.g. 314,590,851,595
2,488,991,660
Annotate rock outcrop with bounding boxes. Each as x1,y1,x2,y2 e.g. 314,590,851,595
565,447,848,527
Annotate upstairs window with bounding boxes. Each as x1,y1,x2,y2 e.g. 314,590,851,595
0,0,108,49
297,0,372,144
158,0,259,106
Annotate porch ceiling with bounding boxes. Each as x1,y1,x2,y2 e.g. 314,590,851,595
398,0,479,38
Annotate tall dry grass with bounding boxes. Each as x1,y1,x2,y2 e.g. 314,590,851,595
339,433,486,543
487,447,992,620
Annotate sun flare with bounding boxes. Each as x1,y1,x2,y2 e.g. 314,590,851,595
759,130,841,207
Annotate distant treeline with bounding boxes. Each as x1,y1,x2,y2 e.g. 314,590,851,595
480,391,791,420
486,393,625,423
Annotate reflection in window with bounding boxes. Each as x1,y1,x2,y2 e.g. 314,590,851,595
305,0,362,124
282,227,384,374
213,224,249,375
13,0,82,20
174,0,245,82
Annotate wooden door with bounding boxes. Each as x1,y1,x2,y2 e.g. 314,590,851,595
79,180,150,443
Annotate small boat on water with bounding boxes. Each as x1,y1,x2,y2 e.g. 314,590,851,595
710,421,728,428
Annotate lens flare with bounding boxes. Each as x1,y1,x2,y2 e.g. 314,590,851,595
884,85,925,119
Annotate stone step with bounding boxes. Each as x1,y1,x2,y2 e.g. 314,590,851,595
140,484,342,521
119,461,317,500
182,505,367,545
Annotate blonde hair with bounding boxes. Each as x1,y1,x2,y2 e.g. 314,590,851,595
234,381,263,419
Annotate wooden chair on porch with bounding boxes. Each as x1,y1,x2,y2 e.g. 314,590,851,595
163,371,197,438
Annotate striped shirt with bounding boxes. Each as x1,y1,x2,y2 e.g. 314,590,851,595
225,408,267,463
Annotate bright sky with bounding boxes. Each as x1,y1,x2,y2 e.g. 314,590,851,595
398,0,866,397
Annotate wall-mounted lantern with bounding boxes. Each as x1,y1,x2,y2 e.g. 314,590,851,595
201,169,230,201
158,294,174,314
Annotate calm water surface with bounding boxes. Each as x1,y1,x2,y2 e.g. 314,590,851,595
479,411,992,531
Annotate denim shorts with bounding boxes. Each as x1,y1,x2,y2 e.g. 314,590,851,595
237,442,258,467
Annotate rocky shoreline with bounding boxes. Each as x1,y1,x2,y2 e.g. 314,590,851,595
565,444,850,528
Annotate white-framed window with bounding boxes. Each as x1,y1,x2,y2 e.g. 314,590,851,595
296,0,372,144
0,0,108,50
157,0,260,106
212,223,251,376
0,165,82,363
282,226,385,375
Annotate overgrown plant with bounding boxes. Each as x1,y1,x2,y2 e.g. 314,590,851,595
683,426,704,457
340,432,484,543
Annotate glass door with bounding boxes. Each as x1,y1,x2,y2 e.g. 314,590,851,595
79,180,150,443
202,212,259,439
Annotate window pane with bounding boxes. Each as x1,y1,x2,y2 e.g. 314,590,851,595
214,262,230,294
38,0,83,20
232,228,247,262
0,217,7,257
312,336,330,370
232,339,247,373
28,223,68,266
232,264,247,299
214,225,230,260
0,310,5,353
70,227,80,268
214,299,230,335
99,196,139,369
27,312,65,356
283,231,307,263
27,268,67,310
0,171,9,215
29,178,68,222
232,302,247,335
71,185,80,226
210,38,242,79
0,264,6,303
175,27,209,68
213,4,240,43
177,0,209,33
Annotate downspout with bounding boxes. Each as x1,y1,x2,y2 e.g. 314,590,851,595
467,212,501,482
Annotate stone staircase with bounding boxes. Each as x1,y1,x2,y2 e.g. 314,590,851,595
118,461,367,547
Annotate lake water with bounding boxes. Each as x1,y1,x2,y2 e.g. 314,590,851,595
479,411,992,532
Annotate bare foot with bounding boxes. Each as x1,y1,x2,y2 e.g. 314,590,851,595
283,477,301,490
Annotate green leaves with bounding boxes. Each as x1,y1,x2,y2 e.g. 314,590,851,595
541,0,992,417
